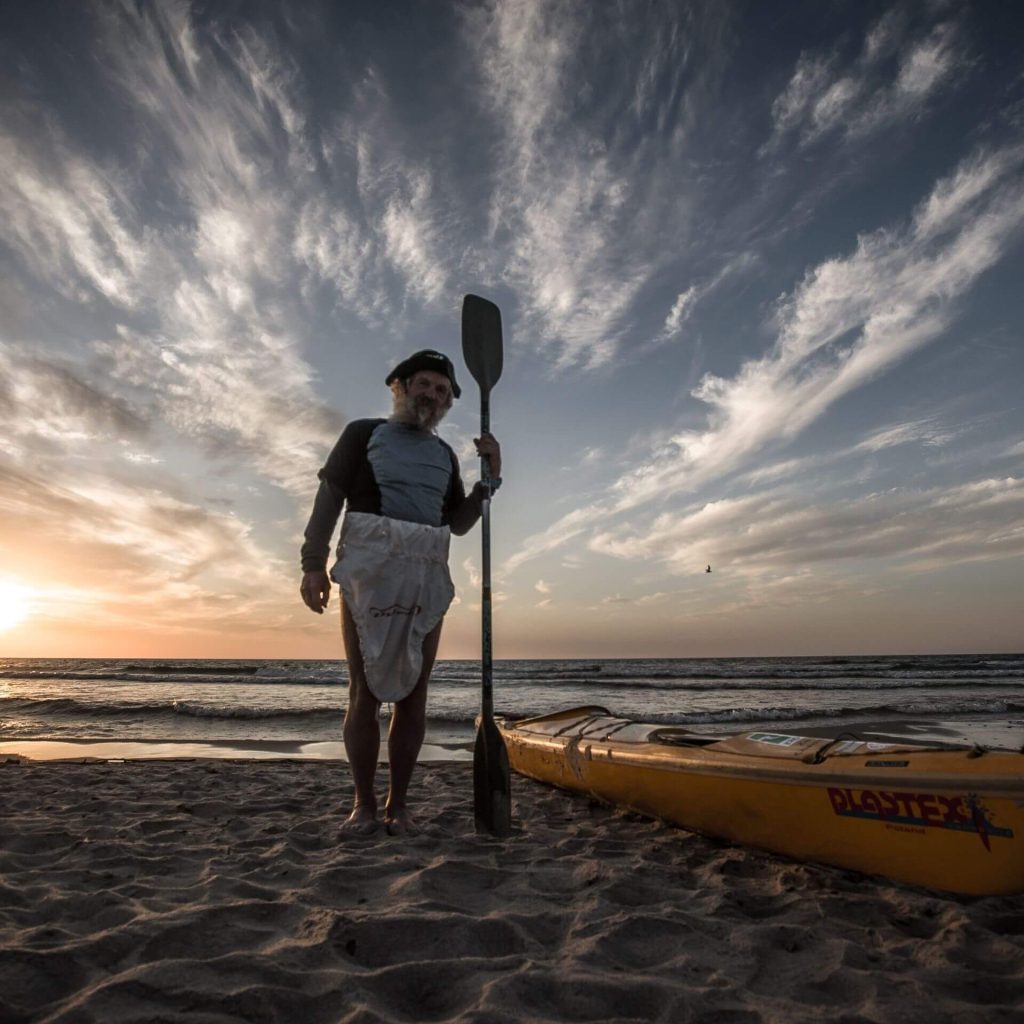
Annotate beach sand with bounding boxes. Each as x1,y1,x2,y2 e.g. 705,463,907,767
1,759,1022,1023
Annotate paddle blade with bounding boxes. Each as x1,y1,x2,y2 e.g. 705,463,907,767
474,714,512,836
462,294,503,393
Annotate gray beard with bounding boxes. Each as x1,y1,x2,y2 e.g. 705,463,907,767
392,392,447,432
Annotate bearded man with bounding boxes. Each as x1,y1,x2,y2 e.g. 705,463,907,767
300,350,501,835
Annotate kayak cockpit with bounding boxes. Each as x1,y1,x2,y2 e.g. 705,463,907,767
499,706,995,762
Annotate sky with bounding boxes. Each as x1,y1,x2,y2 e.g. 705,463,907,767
1,0,1023,660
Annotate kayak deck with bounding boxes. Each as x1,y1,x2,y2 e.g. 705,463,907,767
498,706,1024,896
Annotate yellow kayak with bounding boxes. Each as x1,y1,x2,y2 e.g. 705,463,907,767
498,706,1024,896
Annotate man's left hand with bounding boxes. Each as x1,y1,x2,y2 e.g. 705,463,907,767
474,432,502,481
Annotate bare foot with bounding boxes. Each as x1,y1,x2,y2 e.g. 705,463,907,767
384,806,418,837
340,805,378,836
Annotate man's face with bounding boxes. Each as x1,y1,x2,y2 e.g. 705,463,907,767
399,370,452,429
407,370,452,406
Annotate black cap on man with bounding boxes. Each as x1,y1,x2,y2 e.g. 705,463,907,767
385,350,461,398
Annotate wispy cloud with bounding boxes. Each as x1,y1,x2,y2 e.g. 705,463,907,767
0,345,149,452
659,286,699,340
462,557,482,589
467,1,724,369
506,143,1024,569
724,411,970,496
2,3,350,497
504,502,603,574
0,456,293,639
610,145,1024,509
855,418,959,452
733,415,963,489
0,133,144,308
765,13,964,151
294,72,458,320
656,253,758,345
589,477,1024,576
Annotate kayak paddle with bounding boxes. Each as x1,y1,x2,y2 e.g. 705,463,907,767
462,293,512,837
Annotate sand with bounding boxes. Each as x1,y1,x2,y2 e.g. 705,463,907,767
1,759,1022,1024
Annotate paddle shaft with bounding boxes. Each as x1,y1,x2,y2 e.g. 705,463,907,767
479,391,496,717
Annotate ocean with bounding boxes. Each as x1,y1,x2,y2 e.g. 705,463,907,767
1,654,1022,759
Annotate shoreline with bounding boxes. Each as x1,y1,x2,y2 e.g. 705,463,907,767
0,736,474,763
1,714,1019,762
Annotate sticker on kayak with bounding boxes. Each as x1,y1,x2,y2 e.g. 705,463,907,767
828,740,911,755
830,740,864,755
748,732,804,747
827,788,1014,850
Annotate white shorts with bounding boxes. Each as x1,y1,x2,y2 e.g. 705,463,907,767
331,512,455,702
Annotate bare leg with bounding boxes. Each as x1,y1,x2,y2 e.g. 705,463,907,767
340,599,381,834
384,617,444,835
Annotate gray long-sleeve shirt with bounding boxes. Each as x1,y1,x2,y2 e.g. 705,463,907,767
300,418,485,573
